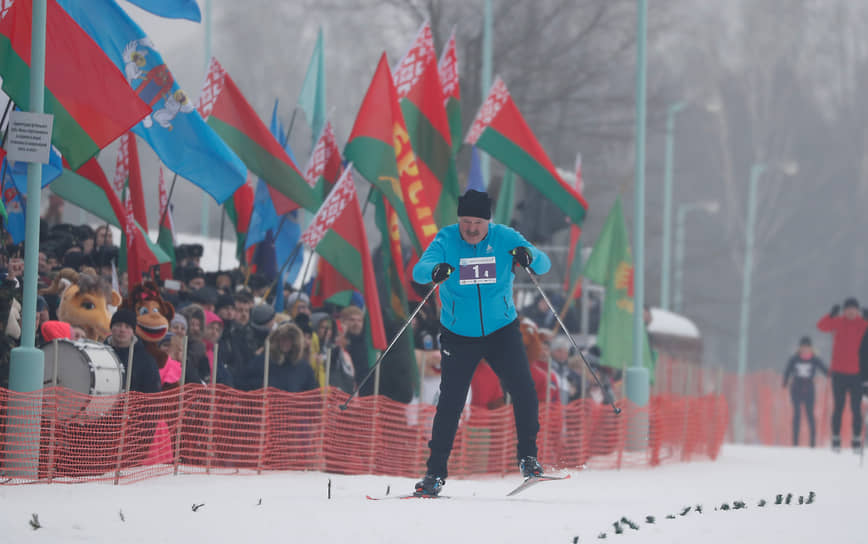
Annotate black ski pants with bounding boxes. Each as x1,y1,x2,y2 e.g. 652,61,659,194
426,320,539,478
790,381,815,447
831,372,863,440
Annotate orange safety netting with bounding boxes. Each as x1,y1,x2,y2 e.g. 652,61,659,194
725,370,863,447
0,385,727,485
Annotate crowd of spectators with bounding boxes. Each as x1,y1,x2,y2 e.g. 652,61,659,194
0,219,613,412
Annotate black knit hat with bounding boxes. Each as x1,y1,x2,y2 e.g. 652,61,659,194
844,297,860,309
110,308,137,330
799,336,811,347
457,189,492,220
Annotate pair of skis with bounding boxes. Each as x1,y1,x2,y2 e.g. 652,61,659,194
365,473,570,500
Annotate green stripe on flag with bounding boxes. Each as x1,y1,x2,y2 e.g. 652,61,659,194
0,37,99,169
208,117,321,213
51,169,170,263
477,129,586,226
344,136,422,253
315,231,365,291
445,97,461,155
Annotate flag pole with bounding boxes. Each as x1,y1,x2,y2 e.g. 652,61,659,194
559,275,583,322
283,107,299,146
5,0,47,479
157,172,179,239
199,0,213,240
263,240,303,302
0,98,13,136
217,206,226,271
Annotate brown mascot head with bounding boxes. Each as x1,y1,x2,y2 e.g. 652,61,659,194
57,273,121,341
121,282,174,344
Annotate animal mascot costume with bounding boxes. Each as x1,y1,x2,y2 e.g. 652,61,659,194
56,273,121,342
120,282,181,466
120,281,181,388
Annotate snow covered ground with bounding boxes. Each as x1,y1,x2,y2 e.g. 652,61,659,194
0,445,863,543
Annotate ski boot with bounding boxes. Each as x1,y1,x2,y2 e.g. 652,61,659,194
831,435,841,453
852,438,862,455
519,456,543,478
414,474,445,497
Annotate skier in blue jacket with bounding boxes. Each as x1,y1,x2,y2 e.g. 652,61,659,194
412,189,552,497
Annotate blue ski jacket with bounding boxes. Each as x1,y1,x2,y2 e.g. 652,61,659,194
413,223,551,338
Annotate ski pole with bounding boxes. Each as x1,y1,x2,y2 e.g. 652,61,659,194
339,282,439,411
521,265,621,415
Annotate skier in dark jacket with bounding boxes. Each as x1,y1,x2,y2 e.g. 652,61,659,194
410,189,551,497
782,336,828,447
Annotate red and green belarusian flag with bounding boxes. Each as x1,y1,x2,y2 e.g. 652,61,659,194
564,152,584,300
112,133,148,234
52,158,169,271
303,121,342,199
0,0,150,169
156,166,177,280
466,77,589,226
393,22,460,230
224,171,256,263
303,121,353,308
301,166,386,351
112,133,159,288
197,57,320,215
438,29,461,156
344,53,430,253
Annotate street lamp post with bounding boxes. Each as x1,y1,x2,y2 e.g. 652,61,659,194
626,0,650,413
735,162,797,443
673,201,719,314
660,101,685,312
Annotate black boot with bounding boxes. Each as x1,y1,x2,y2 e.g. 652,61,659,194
414,474,445,497
852,438,862,454
519,456,543,478
831,435,841,453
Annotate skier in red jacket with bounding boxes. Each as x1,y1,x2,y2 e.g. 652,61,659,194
817,297,868,452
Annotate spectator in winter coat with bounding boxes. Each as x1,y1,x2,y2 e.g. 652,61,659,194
817,297,868,452
310,313,355,394
782,336,828,447
232,303,275,373
339,305,372,396
107,308,161,393
237,322,317,392
203,310,234,387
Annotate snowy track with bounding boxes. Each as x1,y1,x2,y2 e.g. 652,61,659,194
1,445,862,543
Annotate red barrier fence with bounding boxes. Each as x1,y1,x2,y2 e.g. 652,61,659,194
0,385,728,485
650,355,865,448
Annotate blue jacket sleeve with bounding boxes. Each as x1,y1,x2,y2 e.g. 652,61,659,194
413,231,447,284
507,229,551,275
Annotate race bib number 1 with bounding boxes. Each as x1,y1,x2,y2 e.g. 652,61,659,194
459,256,497,285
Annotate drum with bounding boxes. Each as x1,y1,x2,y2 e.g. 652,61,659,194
42,339,125,420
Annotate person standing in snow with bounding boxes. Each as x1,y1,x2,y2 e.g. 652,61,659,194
782,336,827,447
817,297,867,452
410,189,552,497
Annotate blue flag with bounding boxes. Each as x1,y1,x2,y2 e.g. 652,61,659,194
245,179,279,250
123,0,202,22
6,149,63,195
466,146,486,193
269,100,304,312
57,0,246,204
1,162,26,244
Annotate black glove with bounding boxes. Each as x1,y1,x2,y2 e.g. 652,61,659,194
829,304,840,318
510,246,533,268
863,382,868,399
431,263,454,284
